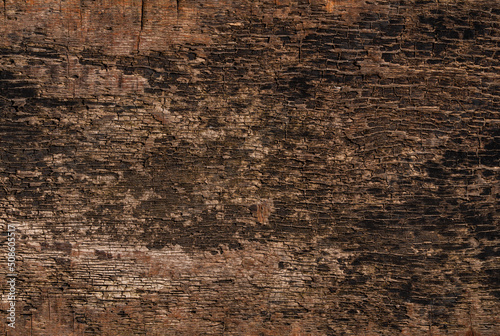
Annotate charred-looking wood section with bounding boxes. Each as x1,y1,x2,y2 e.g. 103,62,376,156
0,0,499,335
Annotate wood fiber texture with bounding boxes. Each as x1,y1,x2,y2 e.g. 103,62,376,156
0,0,499,335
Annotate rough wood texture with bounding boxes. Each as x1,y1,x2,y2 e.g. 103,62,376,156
0,0,499,335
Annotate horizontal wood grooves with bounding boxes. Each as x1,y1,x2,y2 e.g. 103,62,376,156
0,0,499,335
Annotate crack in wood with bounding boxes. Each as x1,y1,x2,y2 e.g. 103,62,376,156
140,0,146,30
137,0,146,52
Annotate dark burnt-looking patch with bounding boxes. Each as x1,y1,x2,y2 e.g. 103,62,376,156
0,70,38,98
53,242,73,254
95,250,113,260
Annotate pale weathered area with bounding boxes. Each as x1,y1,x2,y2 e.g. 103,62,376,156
0,0,499,335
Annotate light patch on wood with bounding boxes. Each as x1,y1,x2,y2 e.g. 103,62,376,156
255,199,273,224
324,0,370,24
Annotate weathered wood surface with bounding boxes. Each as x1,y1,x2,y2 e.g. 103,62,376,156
0,0,499,335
